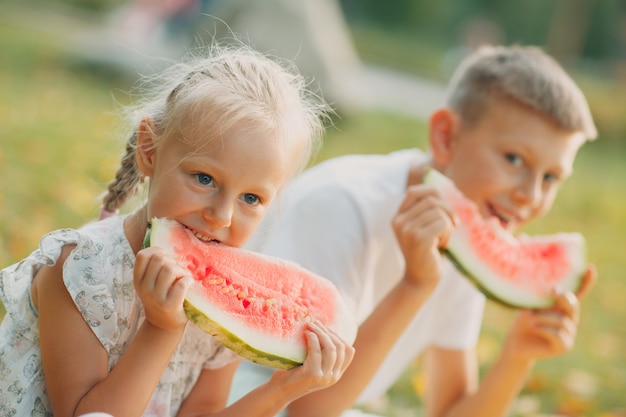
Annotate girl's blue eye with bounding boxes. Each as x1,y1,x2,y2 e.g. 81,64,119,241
195,173,214,186
505,153,523,166
241,193,260,206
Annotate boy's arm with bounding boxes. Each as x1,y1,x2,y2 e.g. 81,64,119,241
425,266,596,417
286,183,456,417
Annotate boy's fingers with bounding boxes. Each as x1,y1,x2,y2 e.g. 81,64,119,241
552,289,578,318
575,265,597,300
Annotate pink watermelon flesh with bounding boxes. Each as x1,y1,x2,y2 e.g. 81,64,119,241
423,169,586,309
148,218,357,369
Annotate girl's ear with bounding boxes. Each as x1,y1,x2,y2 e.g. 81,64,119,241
428,108,459,166
136,118,158,177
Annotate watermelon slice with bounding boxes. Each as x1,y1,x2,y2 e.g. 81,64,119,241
146,218,357,369
423,168,586,309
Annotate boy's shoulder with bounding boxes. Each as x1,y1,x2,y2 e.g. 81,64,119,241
301,148,424,188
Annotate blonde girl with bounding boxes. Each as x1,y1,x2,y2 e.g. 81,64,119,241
0,42,354,417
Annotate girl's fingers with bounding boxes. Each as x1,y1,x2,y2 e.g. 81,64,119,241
311,322,338,374
166,275,192,306
310,321,355,379
303,326,322,369
135,247,189,302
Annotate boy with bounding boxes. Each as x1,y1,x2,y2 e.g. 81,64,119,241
229,45,598,417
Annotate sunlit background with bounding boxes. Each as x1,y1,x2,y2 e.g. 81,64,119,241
1,1,625,415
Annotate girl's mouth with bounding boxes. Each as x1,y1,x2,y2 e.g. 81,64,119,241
184,225,220,244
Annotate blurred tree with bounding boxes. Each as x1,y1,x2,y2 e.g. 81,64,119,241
338,0,624,65
546,0,595,63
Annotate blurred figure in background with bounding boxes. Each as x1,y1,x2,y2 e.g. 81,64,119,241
88,0,367,114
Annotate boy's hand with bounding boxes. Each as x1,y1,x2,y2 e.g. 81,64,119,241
503,265,597,362
392,183,458,291
134,247,192,332
270,321,355,399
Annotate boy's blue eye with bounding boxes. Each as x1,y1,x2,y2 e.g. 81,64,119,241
543,173,558,183
505,153,523,166
195,173,214,186
241,193,260,206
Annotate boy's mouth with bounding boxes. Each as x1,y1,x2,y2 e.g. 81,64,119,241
486,203,519,230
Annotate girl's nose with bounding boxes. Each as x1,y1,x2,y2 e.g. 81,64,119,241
203,194,233,228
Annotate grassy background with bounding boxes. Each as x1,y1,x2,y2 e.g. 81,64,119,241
1,4,626,416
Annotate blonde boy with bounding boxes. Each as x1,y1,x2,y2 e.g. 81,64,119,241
230,44,597,417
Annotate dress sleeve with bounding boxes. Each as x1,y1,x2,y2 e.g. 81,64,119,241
51,228,133,352
202,343,240,370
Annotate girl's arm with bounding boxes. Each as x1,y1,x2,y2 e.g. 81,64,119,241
35,245,190,417
177,323,355,417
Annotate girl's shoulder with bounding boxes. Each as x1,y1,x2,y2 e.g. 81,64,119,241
29,215,131,270
1,215,135,350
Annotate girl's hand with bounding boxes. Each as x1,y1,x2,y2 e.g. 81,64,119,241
271,321,355,398
392,183,458,291
134,246,192,332
502,265,596,363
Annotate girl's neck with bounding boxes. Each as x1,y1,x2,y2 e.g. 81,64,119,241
124,206,150,254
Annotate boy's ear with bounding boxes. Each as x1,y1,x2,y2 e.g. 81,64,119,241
136,118,157,177
428,108,459,165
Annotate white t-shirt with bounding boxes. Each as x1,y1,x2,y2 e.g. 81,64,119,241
229,149,485,412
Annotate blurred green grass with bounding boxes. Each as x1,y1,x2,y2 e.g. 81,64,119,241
1,5,625,417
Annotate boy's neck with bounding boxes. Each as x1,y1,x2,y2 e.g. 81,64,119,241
406,156,433,187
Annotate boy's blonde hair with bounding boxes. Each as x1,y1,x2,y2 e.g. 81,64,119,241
101,41,329,215
445,44,597,140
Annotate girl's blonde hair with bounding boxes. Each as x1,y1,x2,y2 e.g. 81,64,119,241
101,41,329,216
446,44,597,140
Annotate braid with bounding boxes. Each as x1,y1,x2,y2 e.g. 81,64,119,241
101,132,143,216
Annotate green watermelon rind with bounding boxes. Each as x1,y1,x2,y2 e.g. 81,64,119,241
144,222,304,369
424,168,587,310
440,248,585,310
183,299,301,370
145,218,357,370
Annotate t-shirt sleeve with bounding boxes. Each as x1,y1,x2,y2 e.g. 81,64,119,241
249,186,370,315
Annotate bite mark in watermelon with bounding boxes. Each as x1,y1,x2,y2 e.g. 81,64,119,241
423,169,587,309
147,218,357,369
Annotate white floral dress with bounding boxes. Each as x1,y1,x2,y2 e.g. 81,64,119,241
0,215,238,417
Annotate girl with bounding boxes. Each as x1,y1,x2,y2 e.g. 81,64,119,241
0,42,355,416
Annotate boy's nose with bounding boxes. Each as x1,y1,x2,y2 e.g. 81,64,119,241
512,175,542,207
